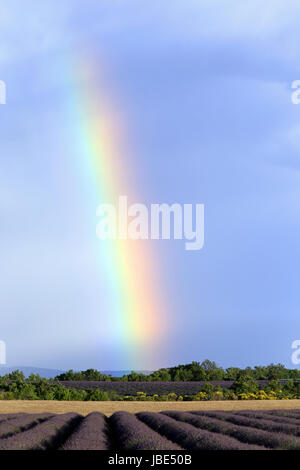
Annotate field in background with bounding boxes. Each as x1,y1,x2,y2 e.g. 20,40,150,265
60,380,246,393
0,399,299,416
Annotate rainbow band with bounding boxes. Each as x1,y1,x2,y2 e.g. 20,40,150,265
63,58,166,368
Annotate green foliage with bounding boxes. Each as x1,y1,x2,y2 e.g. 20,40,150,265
222,388,236,400
52,361,300,382
55,369,115,381
5,370,26,381
1,361,300,403
149,370,172,381
199,382,215,397
0,377,119,401
0,374,300,401
125,371,149,382
147,360,224,382
226,367,242,381
231,372,259,395
264,378,282,394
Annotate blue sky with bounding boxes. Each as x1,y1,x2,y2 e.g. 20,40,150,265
1,0,300,370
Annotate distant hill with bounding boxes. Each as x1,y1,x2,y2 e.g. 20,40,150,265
0,366,65,379
102,370,152,377
0,366,152,379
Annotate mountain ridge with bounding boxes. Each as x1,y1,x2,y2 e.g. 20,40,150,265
0,366,152,379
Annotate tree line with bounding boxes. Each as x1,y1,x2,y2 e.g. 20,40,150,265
54,360,300,382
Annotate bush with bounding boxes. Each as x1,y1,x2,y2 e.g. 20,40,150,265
231,372,259,395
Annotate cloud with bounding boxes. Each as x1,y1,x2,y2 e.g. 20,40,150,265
1,0,300,67
0,1,73,66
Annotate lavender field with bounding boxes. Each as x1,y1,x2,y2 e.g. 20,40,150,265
59,380,285,395
0,409,299,450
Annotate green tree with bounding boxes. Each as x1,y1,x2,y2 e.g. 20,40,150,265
231,372,259,395
226,367,241,381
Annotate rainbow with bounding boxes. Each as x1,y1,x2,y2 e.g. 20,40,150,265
63,57,167,369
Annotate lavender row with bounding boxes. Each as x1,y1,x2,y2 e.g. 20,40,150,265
235,410,300,427
190,411,300,449
137,411,262,450
0,413,81,450
0,410,299,450
267,410,300,420
110,411,182,450
0,413,53,439
0,413,27,425
198,410,300,437
60,412,109,450
163,411,271,449
59,380,233,395
59,379,294,395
